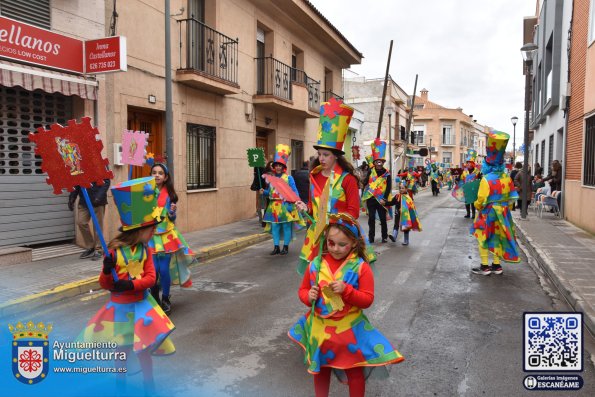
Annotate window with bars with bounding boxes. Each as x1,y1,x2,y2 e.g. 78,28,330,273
584,115,595,186
541,139,545,168
186,123,216,189
0,0,50,29
548,134,554,170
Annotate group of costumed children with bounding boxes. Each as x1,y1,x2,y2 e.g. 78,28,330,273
81,163,195,391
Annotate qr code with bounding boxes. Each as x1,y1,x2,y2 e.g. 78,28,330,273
524,313,582,371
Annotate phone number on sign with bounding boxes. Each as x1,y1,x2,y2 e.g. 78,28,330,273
88,61,116,70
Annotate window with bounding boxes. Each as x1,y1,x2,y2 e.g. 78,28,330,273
535,143,539,168
291,139,303,172
548,134,554,170
412,125,425,144
545,36,553,103
541,139,545,169
187,124,216,189
442,124,454,145
0,0,50,29
442,151,452,164
400,126,406,141
584,115,595,186
589,0,595,45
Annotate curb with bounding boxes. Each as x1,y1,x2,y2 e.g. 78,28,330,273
0,233,271,317
514,219,595,337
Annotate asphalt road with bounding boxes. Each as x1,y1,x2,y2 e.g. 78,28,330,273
7,188,595,397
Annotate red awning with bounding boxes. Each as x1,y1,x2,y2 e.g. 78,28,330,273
0,60,97,100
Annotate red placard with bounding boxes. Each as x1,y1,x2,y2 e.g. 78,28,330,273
0,16,84,73
84,36,127,73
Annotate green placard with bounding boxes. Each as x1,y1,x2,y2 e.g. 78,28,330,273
463,179,481,204
247,147,266,168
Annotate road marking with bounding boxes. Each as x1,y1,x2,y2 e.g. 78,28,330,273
393,269,412,285
421,239,431,247
369,299,391,320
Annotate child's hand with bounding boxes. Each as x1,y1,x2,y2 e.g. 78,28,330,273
296,201,307,212
308,285,320,301
170,203,177,212
329,281,346,294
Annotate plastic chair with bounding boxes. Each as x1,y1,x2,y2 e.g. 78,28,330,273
533,187,546,215
539,190,561,218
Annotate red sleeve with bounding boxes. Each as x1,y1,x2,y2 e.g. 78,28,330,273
132,253,156,291
99,269,113,290
342,262,374,308
342,174,361,219
298,267,313,307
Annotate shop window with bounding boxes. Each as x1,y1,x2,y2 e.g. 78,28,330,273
187,123,216,189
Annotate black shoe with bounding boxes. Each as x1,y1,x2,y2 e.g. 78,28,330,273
79,248,95,259
491,264,503,275
464,214,470,218
381,238,387,243
471,265,491,276
388,235,396,242
369,238,374,244
150,285,161,305
270,246,280,255
261,222,267,227
161,295,171,315
280,245,288,255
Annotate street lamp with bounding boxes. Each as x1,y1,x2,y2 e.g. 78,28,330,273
520,43,538,219
511,116,518,165
386,105,394,174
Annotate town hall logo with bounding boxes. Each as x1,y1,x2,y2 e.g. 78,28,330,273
9,321,52,385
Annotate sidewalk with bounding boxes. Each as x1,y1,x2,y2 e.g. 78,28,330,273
0,217,269,317
513,210,595,336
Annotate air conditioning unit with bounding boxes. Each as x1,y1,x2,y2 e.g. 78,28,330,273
113,143,123,166
560,95,569,110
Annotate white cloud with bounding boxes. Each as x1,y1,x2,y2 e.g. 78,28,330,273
309,0,536,149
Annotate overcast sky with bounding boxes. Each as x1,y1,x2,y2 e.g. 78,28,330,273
309,0,537,150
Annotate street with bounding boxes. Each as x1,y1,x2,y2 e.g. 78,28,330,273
9,189,595,397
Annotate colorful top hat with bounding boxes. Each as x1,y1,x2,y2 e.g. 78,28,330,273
313,97,354,154
273,144,291,168
111,176,162,231
465,149,478,163
485,130,510,166
371,138,387,162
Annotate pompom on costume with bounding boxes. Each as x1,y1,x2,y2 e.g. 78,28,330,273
81,176,175,356
471,131,520,269
289,214,404,383
263,144,303,254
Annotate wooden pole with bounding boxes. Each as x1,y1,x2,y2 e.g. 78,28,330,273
401,74,418,171
376,40,393,139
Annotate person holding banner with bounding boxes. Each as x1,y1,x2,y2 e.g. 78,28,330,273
148,163,195,314
288,213,404,397
362,138,392,244
470,131,520,276
459,150,482,219
295,98,361,274
81,176,175,393
387,178,422,245
261,144,301,255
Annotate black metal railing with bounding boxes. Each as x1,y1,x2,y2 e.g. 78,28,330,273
178,18,238,85
323,90,343,102
255,57,320,112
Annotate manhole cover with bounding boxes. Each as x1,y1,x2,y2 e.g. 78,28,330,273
181,280,257,294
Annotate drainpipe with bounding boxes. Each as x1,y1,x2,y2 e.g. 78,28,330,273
165,0,174,177
561,4,574,219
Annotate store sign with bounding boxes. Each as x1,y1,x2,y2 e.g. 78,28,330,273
0,16,84,73
85,36,127,73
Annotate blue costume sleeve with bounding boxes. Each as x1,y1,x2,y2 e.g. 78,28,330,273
287,175,299,196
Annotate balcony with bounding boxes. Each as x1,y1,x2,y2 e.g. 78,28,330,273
176,18,240,95
323,90,343,102
254,57,320,118
441,137,456,147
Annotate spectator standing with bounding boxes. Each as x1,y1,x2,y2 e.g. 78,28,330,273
68,179,110,260
510,162,522,210
294,159,312,204
543,160,562,192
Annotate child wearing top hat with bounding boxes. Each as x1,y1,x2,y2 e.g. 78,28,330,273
361,138,392,243
81,176,175,393
261,144,301,255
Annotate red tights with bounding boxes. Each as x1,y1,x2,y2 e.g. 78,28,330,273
314,367,365,397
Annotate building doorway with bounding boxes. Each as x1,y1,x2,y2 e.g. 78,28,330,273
127,108,163,179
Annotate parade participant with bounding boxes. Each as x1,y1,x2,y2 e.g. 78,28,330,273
81,176,175,393
455,150,482,219
288,213,404,397
148,163,195,315
387,178,422,245
361,138,392,243
261,144,301,255
429,163,442,196
471,131,520,276
295,98,362,274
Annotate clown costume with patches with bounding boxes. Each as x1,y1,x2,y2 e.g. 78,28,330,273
289,214,404,397
147,163,195,315
470,131,520,276
262,144,302,255
80,176,175,392
386,177,422,246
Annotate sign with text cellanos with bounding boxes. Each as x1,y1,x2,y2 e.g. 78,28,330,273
0,16,84,73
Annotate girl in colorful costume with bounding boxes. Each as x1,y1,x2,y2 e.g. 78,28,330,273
289,213,404,397
296,98,363,274
387,177,422,245
81,176,175,391
261,144,302,255
148,163,195,314
470,131,520,276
